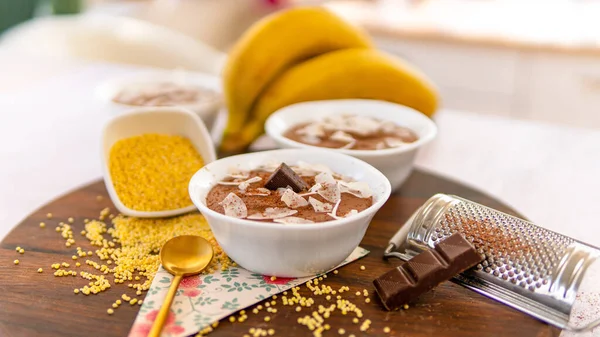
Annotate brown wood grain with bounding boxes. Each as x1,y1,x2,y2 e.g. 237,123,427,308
0,170,559,337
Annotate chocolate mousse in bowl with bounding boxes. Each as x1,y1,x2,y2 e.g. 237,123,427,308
111,81,217,107
265,99,438,191
189,149,391,277
96,70,222,129
284,114,419,151
207,162,373,224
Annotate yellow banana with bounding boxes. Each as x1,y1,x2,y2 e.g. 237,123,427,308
225,48,439,153
221,7,372,152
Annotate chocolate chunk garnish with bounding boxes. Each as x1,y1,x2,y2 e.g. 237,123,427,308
373,233,483,310
264,163,309,193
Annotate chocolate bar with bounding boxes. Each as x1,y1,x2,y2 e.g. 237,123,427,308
264,163,309,192
373,233,483,310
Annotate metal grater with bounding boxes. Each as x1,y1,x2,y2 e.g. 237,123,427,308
384,193,600,331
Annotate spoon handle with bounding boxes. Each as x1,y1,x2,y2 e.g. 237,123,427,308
148,274,183,337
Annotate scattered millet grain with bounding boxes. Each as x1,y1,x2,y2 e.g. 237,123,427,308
39,222,45,228
14,207,230,320
108,134,204,212
360,265,365,271
37,268,43,273
383,326,391,333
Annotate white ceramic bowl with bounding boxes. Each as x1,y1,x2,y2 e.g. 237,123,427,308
188,149,392,277
265,99,438,191
96,69,222,130
102,107,217,218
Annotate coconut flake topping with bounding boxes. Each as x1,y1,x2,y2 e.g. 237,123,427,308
384,137,407,148
281,188,309,209
219,193,247,218
247,207,298,220
338,181,373,198
238,176,262,191
330,130,355,143
308,197,333,213
326,199,342,220
314,172,340,203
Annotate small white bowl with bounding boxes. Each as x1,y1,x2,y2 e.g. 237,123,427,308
96,69,222,130
188,149,391,277
102,107,217,218
265,99,438,191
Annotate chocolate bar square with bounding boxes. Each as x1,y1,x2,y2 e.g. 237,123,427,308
264,163,309,193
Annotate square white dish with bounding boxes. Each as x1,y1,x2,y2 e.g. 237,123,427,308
102,107,216,218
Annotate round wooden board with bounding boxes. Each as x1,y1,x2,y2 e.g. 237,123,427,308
0,170,559,337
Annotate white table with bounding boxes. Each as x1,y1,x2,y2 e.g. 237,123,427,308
1,52,599,335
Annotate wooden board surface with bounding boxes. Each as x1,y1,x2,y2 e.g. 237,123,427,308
0,170,559,337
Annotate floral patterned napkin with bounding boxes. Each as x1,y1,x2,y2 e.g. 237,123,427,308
129,247,369,337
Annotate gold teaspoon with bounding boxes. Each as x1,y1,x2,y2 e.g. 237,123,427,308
148,235,214,337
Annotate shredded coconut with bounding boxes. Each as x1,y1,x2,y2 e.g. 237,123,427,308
308,197,333,213
247,208,298,220
219,193,247,218
281,189,309,209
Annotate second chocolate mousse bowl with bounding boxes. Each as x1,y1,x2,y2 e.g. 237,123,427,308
265,99,438,191
188,149,391,277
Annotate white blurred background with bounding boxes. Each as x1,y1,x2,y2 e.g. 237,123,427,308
2,0,600,129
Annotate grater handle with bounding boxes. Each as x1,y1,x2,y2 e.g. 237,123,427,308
384,212,418,261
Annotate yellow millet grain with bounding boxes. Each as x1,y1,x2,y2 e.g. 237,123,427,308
108,134,204,212
33,210,229,314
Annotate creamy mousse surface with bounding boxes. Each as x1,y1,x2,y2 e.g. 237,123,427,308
284,115,418,150
112,81,216,106
206,162,374,224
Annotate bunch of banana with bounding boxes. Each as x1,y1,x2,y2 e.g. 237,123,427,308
221,7,438,153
